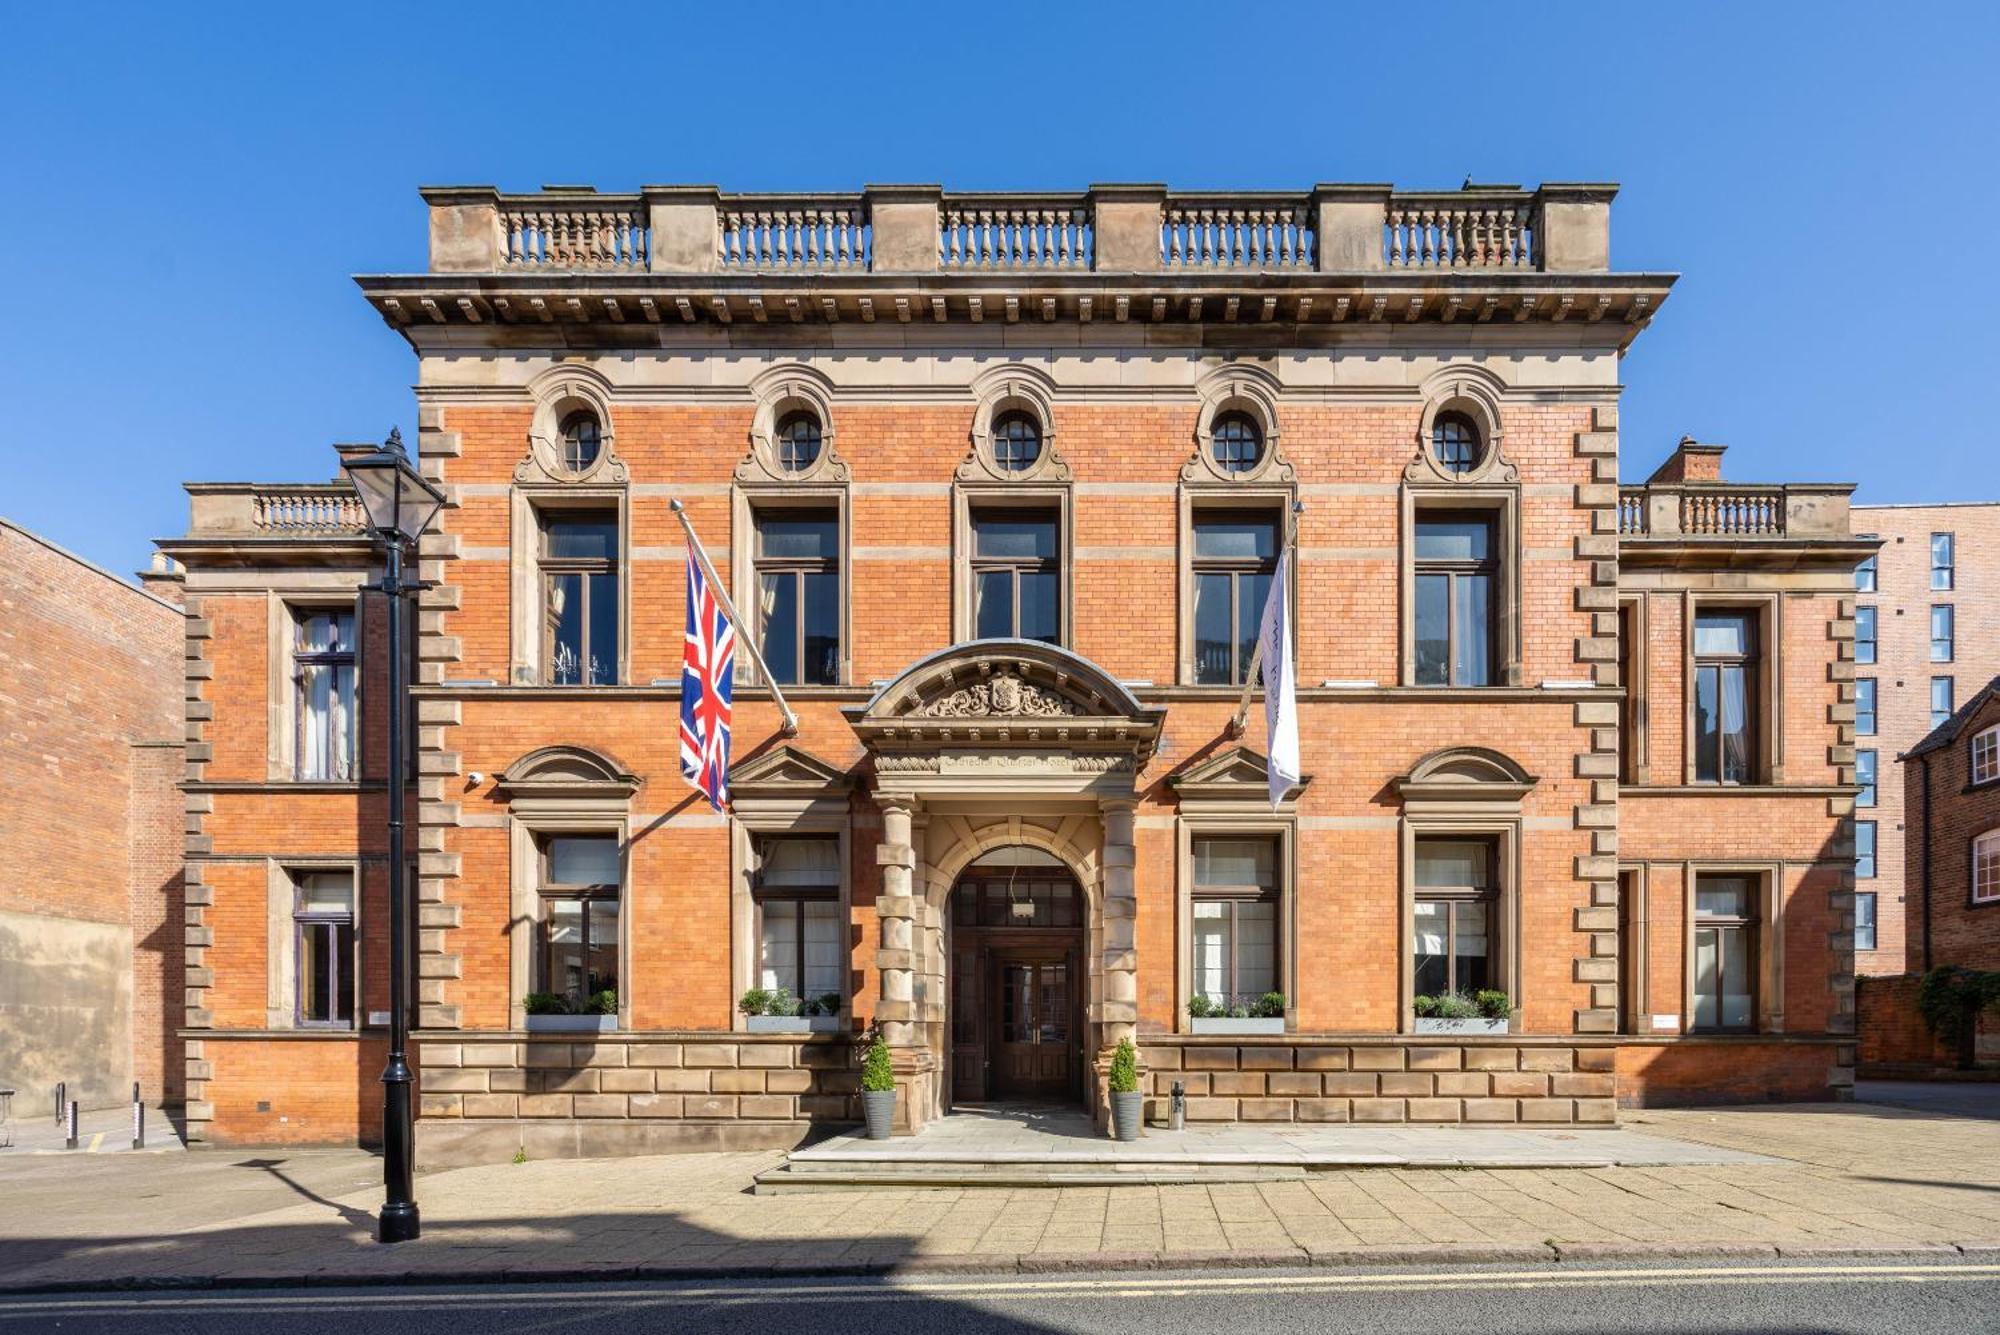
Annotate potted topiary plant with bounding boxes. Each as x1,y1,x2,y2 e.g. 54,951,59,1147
860,1032,896,1140
1107,1036,1142,1141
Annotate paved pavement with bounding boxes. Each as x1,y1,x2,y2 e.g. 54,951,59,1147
1855,1079,2000,1121
793,1104,1773,1168
0,1103,185,1156
2,1261,1996,1332
0,1096,1996,1292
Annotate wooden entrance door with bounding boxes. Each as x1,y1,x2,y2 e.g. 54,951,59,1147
947,855,1084,1105
993,951,1074,1098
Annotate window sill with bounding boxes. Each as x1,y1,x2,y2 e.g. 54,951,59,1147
743,1015,845,1034
1187,1017,1286,1036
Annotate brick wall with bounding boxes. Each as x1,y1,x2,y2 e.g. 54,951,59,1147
0,521,182,1108
1902,685,2000,973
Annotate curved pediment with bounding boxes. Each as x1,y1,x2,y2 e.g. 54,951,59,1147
846,640,1166,770
1395,746,1537,807
494,745,641,803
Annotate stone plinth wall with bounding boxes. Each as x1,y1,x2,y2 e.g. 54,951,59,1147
414,1032,859,1165
1140,1037,1618,1125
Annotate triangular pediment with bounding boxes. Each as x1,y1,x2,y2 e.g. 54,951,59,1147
1170,744,1311,806
729,743,855,794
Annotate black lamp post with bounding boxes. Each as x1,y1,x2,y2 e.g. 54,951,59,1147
341,427,446,1245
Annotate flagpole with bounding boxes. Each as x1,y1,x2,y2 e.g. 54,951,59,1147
670,499,800,737
1229,500,1305,737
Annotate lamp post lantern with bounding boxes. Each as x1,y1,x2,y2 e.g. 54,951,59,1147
341,427,446,1244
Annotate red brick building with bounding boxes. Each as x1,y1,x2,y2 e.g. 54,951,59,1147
163,182,1874,1157
0,519,184,1110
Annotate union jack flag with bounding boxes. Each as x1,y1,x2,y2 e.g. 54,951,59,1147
679,552,735,811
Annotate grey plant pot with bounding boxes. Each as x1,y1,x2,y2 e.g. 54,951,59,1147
1110,1090,1143,1142
862,1089,896,1140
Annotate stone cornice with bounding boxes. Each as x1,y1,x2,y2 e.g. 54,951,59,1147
356,270,1673,354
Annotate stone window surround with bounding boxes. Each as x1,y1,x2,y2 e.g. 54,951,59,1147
1681,861,1784,1035
1398,485,1523,688
497,751,637,1028
1393,748,1536,1033
1173,815,1298,1032
508,486,632,687
728,483,852,689
265,590,366,782
952,483,1075,648
1176,484,1297,687
522,367,625,486
1399,817,1521,1029
1681,593,1784,785
1617,594,1649,782
728,804,853,1030
1617,864,1649,1034
264,856,362,1031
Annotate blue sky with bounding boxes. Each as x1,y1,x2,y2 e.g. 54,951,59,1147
4,2,1996,576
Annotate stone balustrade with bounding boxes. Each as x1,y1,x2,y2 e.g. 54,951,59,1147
1161,195,1314,269
499,194,648,269
1621,484,1859,541
185,484,367,536
719,196,869,270
421,182,1619,275
1385,192,1535,269
941,196,1091,268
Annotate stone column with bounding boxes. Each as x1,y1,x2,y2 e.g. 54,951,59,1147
1099,798,1139,1046
874,798,918,1045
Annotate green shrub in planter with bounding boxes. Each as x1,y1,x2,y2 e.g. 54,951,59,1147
1108,1037,1139,1094
523,991,568,1016
1253,992,1286,1019
1416,991,1481,1019
1187,995,1216,1019
1412,993,1439,1018
589,989,618,1016
861,1035,896,1093
815,992,842,1017
738,988,772,1017
1473,989,1511,1021
767,986,799,1017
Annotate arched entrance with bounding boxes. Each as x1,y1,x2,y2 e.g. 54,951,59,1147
947,847,1084,1105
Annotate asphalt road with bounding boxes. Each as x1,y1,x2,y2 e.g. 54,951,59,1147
2,1261,1995,1334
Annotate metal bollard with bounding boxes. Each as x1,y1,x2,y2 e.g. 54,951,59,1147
55,1081,66,1128
133,1085,145,1151
1170,1079,1186,1132
65,1100,79,1151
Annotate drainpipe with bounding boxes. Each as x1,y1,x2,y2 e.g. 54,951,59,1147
1918,753,1934,974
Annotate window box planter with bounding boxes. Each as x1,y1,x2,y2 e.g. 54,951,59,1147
525,1014,617,1034
1413,1016,1510,1035
1190,1016,1286,1035
744,1014,843,1034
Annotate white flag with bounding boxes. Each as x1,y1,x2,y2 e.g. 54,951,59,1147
1258,550,1301,807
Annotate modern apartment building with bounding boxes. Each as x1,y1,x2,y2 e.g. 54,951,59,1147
1848,503,2000,974
159,180,1873,1158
